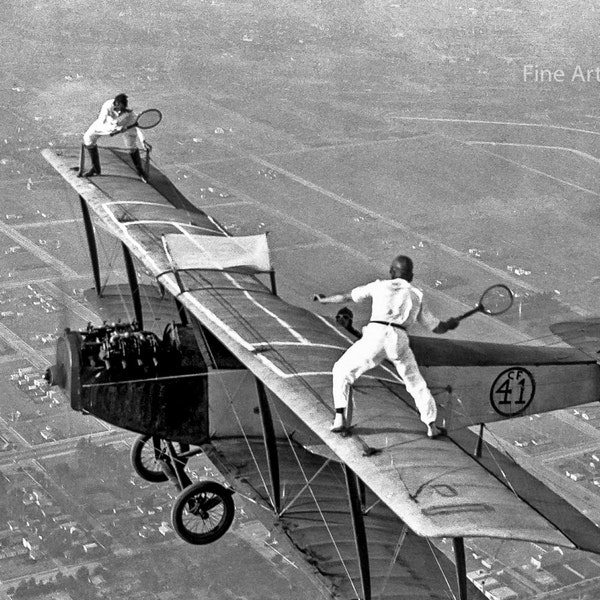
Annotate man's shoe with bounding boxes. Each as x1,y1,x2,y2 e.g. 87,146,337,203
427,423,446,439
330,413,346,433
83,145,101,177
130,149,148,183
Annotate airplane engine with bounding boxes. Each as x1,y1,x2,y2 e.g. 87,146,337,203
45,322,209,444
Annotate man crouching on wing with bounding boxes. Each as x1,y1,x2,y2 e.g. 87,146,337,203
82,93,150,182
314,255,459,438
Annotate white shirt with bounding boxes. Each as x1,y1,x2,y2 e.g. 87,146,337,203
96,99,137,130
350,278,439,330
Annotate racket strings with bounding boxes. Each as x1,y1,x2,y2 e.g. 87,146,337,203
480,284,514,315
136,109,162,129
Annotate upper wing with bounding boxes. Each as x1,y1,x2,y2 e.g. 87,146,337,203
42,147,600,552
550,319,600,358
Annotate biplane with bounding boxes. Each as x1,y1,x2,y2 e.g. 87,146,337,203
42,145,600,600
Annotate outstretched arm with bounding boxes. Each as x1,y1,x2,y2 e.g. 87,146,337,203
432,317,460,334
419,302,460,335
313,292,353,304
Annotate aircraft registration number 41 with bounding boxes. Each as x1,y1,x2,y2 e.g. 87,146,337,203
490,367,536,417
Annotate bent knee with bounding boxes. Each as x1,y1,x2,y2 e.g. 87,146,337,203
332,361,355,386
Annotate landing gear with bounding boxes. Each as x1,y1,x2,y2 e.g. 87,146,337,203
171,480,235,545
130,434,235,544
130,435,190,483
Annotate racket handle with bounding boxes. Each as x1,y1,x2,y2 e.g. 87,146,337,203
455,306,482,322
110,125,134,136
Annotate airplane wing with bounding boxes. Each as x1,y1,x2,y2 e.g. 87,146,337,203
42,147,600,553
550,318,600,358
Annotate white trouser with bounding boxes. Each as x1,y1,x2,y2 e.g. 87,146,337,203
83,123,139,150
331,323,437,425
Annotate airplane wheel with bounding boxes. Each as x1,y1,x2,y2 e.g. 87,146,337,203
171,480,234,545
130,435,190,483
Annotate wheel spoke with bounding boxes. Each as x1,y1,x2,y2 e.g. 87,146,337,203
172,481,234,544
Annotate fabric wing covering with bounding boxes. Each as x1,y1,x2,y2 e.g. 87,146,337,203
163,233,272,273
41,147,600,554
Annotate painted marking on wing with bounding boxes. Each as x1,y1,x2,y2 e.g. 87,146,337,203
103,209,219,234
244,297,311,344
123,220,218,233
179,291,255,351
103,200,181,208
179,290,300,379
102,204,313,354
314,313,354,341
100,205,164,273
176,229,311,344
253,341,347,351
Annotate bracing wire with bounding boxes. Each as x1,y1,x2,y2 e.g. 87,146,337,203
267,398,360,599
377,523,408,600
85,194,328,516
95,233,126,298
425,538,458,600
194,323,275,508
75,172,477,599
474,425,521,497
277,459,333,516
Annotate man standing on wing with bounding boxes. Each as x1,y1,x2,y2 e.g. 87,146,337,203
82,93,150,182
314,255,459,438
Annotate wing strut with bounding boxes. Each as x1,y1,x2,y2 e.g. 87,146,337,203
474,423,485,458
121,243,144,330
344,466,371,600
175,298,189,327
79,195,102,296
256,378,281,513
453,537,468,600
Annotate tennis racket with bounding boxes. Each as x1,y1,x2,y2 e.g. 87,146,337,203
455,284,514,322
110,109,162,135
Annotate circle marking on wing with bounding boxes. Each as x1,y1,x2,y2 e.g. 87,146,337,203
490,367,535,417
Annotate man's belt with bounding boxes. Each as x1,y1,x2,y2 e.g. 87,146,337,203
368,320,406,331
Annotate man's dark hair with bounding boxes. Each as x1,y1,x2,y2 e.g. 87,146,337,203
390,255,414,281
336,307,354,320
114,93,128,107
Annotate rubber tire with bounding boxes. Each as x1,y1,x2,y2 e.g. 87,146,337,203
171,480,234,545
130,435,189,483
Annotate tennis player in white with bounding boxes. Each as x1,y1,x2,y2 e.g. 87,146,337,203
82,93,149,181
314,255,459,438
